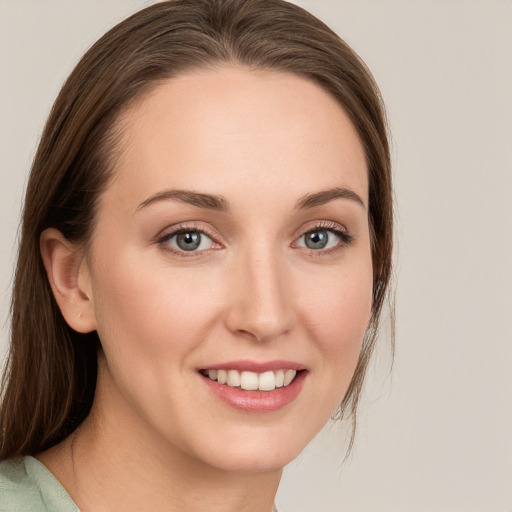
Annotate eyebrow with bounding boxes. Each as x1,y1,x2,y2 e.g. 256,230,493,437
136,189,228,212
295,187,366,210
136,186,365,213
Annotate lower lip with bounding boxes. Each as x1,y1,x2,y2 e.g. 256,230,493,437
201,371,307,413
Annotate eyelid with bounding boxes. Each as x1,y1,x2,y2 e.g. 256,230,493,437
154,220,352,257
293,220,350,239
156,222,223,255
291,220,354,253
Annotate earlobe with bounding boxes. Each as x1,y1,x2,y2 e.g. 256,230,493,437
40,228,96,333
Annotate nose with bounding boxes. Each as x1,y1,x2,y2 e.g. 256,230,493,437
224,247,294,343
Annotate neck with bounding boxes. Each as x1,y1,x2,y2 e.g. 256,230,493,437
38,363,281,512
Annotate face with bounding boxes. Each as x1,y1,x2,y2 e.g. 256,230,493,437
82,66,373,473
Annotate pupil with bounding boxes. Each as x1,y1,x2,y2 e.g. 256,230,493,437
177,232,201,251
306,230,328,249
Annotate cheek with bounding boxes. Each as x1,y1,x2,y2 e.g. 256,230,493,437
298,257,373,383
303,263,372,340
90,250,224,358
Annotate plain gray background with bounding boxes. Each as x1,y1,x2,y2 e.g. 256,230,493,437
1,1,511,511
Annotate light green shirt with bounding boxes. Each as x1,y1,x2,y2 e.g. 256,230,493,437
0,456,79,512
0,456,281,512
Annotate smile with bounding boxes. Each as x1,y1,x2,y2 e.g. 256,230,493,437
201,369,298,391
199,361,307,412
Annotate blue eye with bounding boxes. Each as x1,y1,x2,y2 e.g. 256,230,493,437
166,230,214,252
296,229,344,250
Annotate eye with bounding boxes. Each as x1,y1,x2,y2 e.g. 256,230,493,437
294,223,353,253
164,229,214,252
297,229,340,250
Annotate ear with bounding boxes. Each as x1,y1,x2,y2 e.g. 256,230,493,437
40,228,96,333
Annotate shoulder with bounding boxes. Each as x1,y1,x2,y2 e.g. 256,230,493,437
0,456,79,512
0,457,47,511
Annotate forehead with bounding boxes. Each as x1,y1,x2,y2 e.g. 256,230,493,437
106,66,368,212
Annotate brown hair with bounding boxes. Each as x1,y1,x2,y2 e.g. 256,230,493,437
0,0,392,459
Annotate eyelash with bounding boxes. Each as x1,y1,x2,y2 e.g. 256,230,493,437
157,223,220,257
293,221,354,257
156,221,353,257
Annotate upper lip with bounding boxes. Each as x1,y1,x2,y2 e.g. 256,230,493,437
199,360,306,373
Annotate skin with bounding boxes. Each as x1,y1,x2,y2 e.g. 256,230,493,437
39,66,373,512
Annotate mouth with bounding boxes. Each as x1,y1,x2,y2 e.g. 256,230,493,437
198,360,307,412
199,368,301,391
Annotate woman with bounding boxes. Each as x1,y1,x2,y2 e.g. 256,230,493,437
0,0,392,510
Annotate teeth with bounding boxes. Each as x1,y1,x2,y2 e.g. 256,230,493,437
283,370,296,386
217,369,227,384
240,371,259,391
227,369,241,387
258,371,276,391
204,368,299,391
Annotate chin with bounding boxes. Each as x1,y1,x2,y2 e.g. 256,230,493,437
185,423,318,474
201,445,300,474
